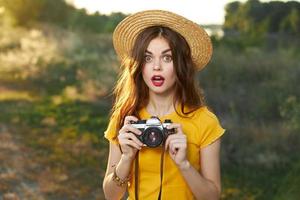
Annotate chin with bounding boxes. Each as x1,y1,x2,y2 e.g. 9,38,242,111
149,87,174,96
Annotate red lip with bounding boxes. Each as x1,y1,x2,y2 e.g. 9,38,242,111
151,75,165,87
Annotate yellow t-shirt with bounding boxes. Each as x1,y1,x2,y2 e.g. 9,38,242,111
104,106,225,200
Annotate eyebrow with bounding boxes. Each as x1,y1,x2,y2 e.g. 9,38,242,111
145,49,172,54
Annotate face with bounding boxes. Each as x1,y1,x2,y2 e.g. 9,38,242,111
142,37,176,96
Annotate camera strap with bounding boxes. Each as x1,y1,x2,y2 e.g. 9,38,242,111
134,151,139,199
134,144,165,200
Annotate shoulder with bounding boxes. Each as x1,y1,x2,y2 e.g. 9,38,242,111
191,106,220,124
104,114,119,144
194,106,225,148
176,105,221,129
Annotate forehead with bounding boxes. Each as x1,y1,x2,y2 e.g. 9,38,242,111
146,37,171,53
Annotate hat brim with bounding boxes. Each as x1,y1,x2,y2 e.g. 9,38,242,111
113,10,213,71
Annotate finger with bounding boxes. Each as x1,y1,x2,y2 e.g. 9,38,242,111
170,141,186,150
166,134,187,141
169,142,186,154
120,124,142,135
166,123,184,135
167,123,182,130
124,116,139,125
118,134,143,149
169,138,186,146
165,133,186,149
120,139,142,150
118,132,143,146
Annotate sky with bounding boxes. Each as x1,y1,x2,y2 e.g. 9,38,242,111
70,0,296,25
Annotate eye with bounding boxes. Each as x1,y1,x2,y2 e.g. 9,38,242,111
144,55,152,63
162,55,173,63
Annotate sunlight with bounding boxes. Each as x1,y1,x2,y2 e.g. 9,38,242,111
0,6,5,14
72,0,228,25
71,0,298,25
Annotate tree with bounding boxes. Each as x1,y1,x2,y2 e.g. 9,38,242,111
224,0,300,36
0,0,45,26
224,1,242,32
103,12,126,32
280,8,300,34
0,0,127,33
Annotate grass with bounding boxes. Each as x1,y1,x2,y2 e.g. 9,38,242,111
0,24,115,199
0,23,299,199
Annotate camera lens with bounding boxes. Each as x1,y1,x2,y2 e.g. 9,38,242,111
143,127,163,147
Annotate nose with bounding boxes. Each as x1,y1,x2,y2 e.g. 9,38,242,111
153,58,161,71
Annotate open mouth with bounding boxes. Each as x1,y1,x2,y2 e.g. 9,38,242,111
151,75,165,87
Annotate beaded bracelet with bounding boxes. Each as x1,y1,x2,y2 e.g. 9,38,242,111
112,167,130,187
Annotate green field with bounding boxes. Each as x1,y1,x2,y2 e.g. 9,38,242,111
0,21,300,200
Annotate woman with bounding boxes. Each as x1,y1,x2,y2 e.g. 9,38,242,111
103,10,225,200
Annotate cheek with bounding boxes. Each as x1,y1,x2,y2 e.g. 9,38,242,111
169,76,176,86
142,65,150,83
167,67,176,83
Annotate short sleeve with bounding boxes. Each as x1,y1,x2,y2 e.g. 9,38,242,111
199,108,225,148
104,115,119,144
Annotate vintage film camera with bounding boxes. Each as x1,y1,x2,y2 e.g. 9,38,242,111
130,116,175,148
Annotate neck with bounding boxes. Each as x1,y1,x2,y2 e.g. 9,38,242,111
146,92,177,117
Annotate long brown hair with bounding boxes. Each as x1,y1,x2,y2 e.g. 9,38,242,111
110,26,205,134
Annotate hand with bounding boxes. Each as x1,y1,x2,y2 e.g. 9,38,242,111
165,123,188,167
117,116,143,161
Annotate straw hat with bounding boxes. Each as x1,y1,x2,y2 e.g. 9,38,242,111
113,10,213,71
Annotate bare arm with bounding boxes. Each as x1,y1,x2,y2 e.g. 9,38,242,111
165,123,221,200
102,116,143,200
102,142,133,200
178,139,221,200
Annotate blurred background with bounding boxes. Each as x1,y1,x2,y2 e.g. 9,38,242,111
0,0,299,199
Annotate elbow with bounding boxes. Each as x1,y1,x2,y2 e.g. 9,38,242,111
103,186,115,200
210,183,222,200
208,178,221,200
208,182,221,200
196,191,220,200
196,182,221,200
215,183,222,199
102,178,114,200
214,190,221,200
102,176,124,200
102,179,110,200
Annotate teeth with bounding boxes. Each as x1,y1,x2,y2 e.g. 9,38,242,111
153,76,163,80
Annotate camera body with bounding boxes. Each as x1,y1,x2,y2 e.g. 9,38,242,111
131,116,175,148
